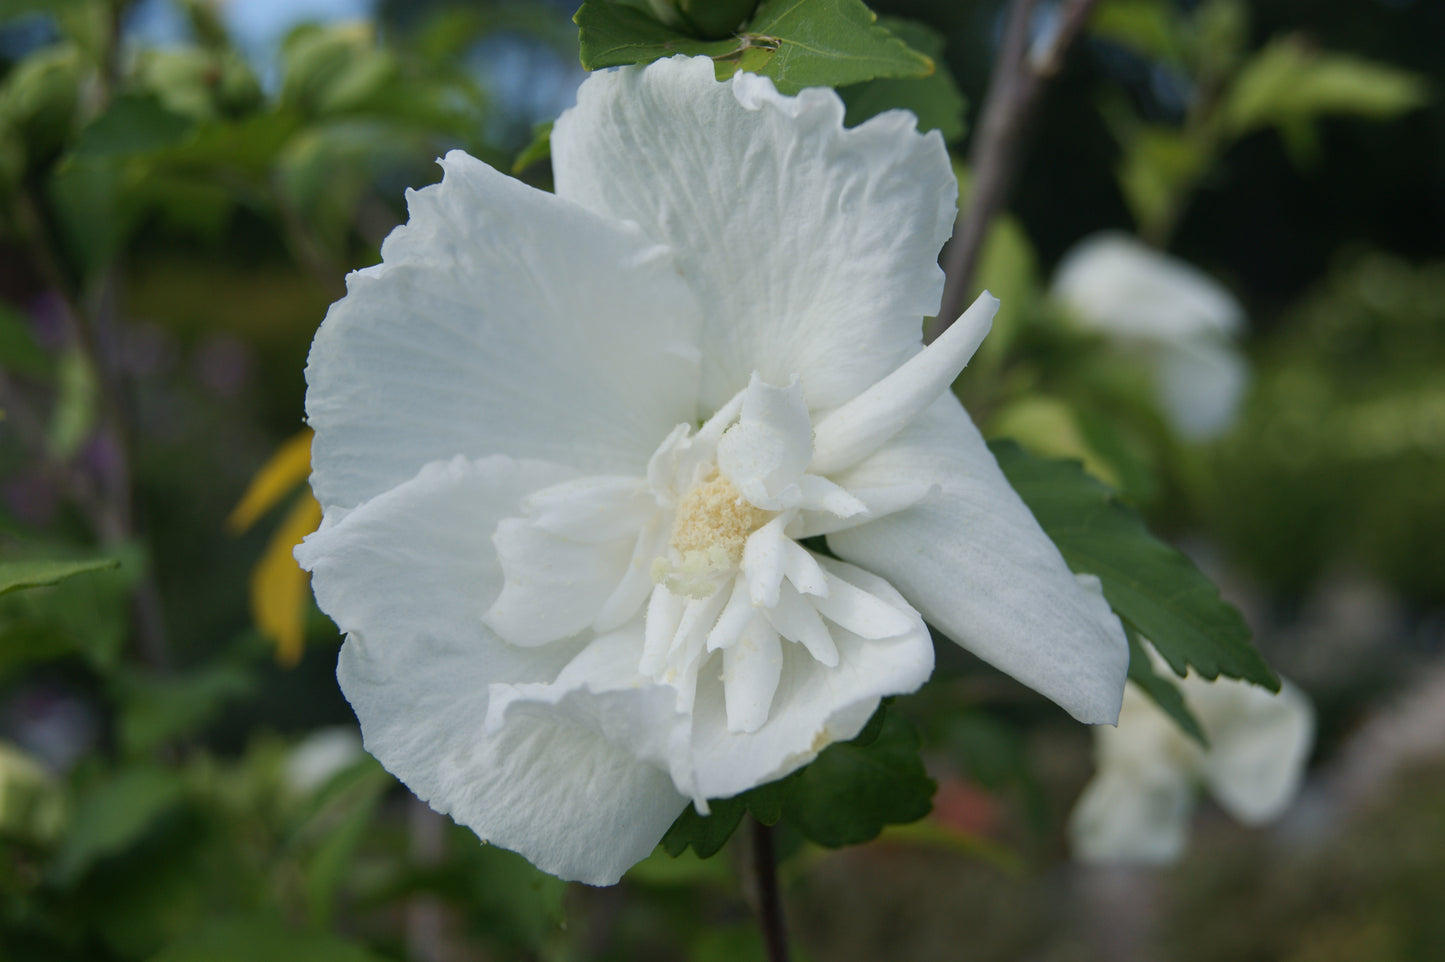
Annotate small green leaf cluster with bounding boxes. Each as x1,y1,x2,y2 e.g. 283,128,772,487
1093,0,1429,244
1206,254,1445,605
577,0,958,104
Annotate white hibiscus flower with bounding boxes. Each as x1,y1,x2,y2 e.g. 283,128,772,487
1051,233,1249,440
1070,648,1314,864
297,56,1128,885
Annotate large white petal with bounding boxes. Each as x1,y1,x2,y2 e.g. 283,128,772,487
684,558,933,800
552,56,958,411
342,630,688,885
825,396,1129,725
297,454,580,685
810,291,997,476
484,517,636,647
305,149,702,511
302,459,689,884
1194,677,1314,824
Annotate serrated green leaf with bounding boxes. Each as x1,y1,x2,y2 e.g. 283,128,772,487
1124,625,1207,745
576,1,738,70
662,794,749,858
661,0,761,39
989,439,1277,689
661,703,928,857
0,556,119,595
578,0,933,95
779,709,934,846
150,914,388,962
840,17,965,141
1223,37,1429,138
732,0,934,94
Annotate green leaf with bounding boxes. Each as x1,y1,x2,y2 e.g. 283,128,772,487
577,0,934,95
114,663,256,756
840,17,965,142
0,556,118,595
0,44,84,173
661,705,934,858
1090,0,1182,64
779,708,934,846
0,544,139,676
1115,125,1204,233
1124,625,1207,745
576,2,737,70
989,439,1277,689
660,0,761,39
1223,37,1429,138
661,794,749,859
732,0,934,94
71,93,195,158
298,763,389,927
280,22,398,117
46,347,97,458
150,914,388,962
53,766,187,884
512,120,553,175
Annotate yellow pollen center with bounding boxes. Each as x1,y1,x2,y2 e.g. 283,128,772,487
670,474,771,563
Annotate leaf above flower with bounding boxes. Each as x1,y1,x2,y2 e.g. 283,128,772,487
576,0,934,94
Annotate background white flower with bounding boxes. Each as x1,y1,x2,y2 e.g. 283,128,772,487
1070,649,1314,864
297,56,1128,885
283,726,365,795
1051,232,1250,440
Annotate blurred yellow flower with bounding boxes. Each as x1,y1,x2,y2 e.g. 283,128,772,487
229,430,321,666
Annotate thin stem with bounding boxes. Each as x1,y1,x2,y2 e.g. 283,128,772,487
14,185,171,669
750,818,789,962
929,0,1104,342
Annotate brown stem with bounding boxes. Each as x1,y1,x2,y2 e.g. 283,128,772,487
929,0,1104,342
750,818,789,962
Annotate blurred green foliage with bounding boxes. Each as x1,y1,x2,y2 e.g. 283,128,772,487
1207,254,1445,603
